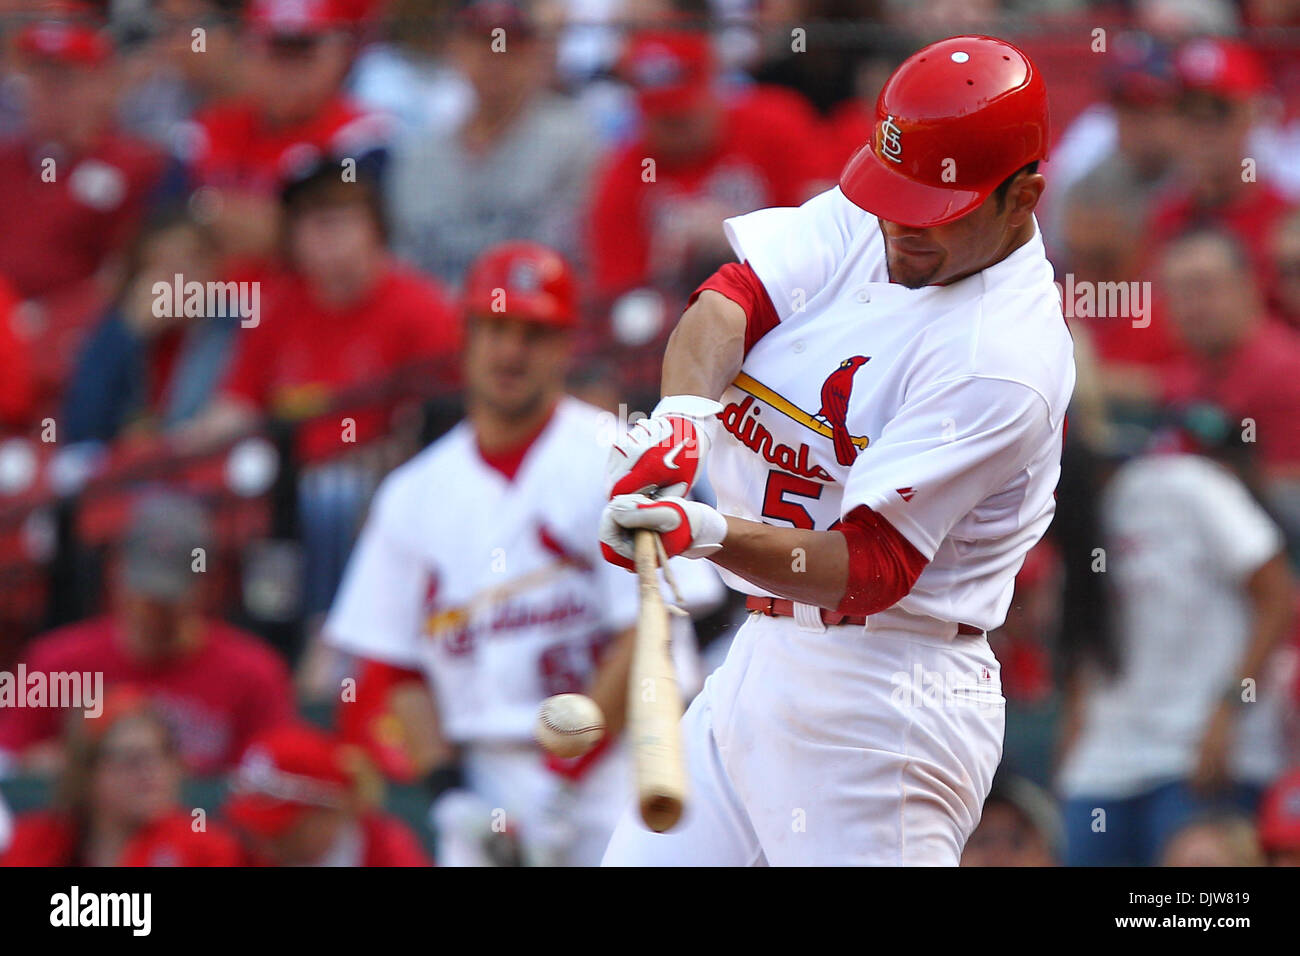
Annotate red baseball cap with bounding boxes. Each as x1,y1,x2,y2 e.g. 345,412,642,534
621,30,713,118
16,12,111,66
1175,37,1269,101
1258,769,1300,853
463,240,578,328
225,725,354,838
248,0,344,37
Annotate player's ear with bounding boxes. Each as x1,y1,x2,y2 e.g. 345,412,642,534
1006,172,1046,227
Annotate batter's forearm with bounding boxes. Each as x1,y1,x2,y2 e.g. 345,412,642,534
661,290,747,400
709,516,849,610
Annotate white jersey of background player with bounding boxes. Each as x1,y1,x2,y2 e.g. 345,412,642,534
326,242,717,866
599,37,1075,865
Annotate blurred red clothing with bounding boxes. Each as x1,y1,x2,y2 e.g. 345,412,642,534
189,96,389,195
0,616,294,775
825,98,872,176
219,261,459,460
0,278,34,430
0,133,163,299
1161,320,1300,474
588,86,833,297
1,810,244,867
1070,298,1186,369
241,813,433,867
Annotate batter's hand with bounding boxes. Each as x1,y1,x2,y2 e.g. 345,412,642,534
600,494,727,570
606,396,723,499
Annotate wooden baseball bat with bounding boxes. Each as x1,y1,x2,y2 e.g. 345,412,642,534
630,529,688,832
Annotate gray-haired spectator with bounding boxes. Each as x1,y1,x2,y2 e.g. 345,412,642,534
385,0,600,285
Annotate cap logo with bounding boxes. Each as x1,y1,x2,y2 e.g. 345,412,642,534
508,259,542,292
878,115,903,164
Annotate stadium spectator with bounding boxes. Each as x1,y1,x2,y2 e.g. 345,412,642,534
0,493,295,777
586,27,829,302
347,0,474,140
0,689,244,866
187,161,460,460
116,0,248,149
1143,38,1295,299
1045,32,1181,250
61,208,238,445
1258,767,1300,865
0,10,166,401
961,773,1061,867
1159,813,1265,866
1056,165,1185,410
224,723,433,866
184,0,390,262
748,0,886,118
186,161,460,629
1159,229,1300,480
385,0,599,285
1056,411,1294,866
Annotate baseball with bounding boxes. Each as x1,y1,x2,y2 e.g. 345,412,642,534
534,694,606,758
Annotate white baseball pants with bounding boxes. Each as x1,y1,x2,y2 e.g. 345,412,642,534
602,610,1005,866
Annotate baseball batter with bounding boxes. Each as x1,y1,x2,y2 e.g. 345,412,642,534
598,35,1076,865
324,241,715,866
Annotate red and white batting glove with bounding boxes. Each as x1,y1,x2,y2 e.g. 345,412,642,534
606,396,723,499
599,494,727,570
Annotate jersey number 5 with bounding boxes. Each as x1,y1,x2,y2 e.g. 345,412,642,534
761,471,823,530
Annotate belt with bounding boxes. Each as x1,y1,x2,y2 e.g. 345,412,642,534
745,596,983,635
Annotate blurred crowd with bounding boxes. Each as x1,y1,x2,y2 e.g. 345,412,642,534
0,0,1299,866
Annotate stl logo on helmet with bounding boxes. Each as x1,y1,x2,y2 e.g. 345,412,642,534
878,115,904,164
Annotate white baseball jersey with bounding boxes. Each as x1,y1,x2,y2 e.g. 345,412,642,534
709,185,1076,632
1057,453,1287,798
325,396,711,745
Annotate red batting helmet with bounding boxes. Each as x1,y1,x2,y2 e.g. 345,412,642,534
462,241,578,328
839,35,1049,228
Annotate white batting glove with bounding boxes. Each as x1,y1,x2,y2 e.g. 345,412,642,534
599,494,727,570
606,396,723,499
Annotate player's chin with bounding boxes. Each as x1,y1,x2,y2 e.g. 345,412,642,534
886,250,945,289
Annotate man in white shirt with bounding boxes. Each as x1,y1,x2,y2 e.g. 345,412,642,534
1057,414,1294,866
598,35,1075,865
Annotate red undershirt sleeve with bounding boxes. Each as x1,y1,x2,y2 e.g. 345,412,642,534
688,261,781,356
833,505,929,616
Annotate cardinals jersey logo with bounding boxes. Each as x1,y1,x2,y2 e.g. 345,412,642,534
726,360,871,477
815,356,871,465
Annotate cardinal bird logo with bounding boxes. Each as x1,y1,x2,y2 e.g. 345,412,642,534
814,356,870,465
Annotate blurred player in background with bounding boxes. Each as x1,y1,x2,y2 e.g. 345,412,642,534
1,688,243,867
0,492,294,778
224,723,431,867
1056,406,1294,866
325,241,717,865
